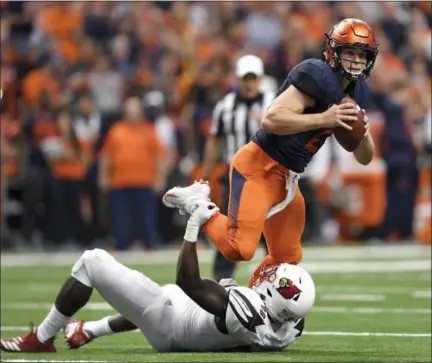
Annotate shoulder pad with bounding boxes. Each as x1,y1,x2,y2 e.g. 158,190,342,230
288,59,342,105
289,59,331,101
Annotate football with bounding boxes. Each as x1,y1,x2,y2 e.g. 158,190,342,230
333,96,366,152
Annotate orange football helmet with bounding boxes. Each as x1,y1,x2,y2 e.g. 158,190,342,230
324,18,379,81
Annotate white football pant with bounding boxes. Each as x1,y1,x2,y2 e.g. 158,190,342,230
71,249,174,352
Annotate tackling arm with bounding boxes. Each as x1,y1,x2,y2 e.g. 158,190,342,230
176,220,229,319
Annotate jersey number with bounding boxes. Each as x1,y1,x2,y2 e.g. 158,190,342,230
305,130,333,154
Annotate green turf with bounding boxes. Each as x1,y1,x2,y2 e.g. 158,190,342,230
1,249,431,362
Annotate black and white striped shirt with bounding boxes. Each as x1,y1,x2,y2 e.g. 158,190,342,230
210,91,275,163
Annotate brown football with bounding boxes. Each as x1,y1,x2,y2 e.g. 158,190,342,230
333,96,366,152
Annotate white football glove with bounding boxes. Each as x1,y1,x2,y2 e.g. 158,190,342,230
189,200,219,225
184,200,219,242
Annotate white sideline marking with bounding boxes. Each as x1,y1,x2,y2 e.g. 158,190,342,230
243,260,431,275
1,245,430,267
2,281,431,303
320,294,386,302
1,302,112,311
2,303,431,315
8,283,431,297
413,290,432,299
292,260,430,274
1,326,431,339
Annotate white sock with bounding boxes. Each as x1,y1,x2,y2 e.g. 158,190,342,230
83,316,113,338
36,305,69,343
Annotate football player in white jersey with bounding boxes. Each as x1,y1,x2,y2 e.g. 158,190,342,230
0,200,315,353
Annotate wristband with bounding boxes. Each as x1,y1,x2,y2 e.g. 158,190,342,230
184,220,200,242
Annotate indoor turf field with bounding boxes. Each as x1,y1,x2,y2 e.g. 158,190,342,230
1,244,431,362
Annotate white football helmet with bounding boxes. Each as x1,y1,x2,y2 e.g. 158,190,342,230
252,263,315,324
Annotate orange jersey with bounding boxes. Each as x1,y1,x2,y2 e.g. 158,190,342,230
50,139,92,181
101,121,165,188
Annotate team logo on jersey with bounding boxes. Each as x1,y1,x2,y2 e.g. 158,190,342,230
277,278,302,301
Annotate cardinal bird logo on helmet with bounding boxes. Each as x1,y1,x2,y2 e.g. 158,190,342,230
277,278,302,301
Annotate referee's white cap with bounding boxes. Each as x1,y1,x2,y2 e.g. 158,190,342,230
236,54,264,78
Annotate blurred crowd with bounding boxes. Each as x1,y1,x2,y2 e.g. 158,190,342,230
1,1,431,251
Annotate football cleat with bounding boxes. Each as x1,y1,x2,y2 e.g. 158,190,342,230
162,180,211,215
64,319,93,349
0,326,56,353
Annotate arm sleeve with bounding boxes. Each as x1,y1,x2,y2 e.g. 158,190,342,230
289,63,327,102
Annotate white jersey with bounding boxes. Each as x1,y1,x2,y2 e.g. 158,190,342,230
161,284,301,352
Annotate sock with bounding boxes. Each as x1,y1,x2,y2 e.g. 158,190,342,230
83,316,113,338
36,305,69,343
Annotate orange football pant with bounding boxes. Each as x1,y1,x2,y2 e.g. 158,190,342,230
202,141,305,287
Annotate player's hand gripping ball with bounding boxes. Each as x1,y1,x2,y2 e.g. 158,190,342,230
333,96,366,152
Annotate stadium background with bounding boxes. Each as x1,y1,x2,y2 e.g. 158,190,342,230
0,1,431,251
0,2,431,362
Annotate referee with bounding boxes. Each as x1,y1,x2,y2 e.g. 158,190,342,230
202,54,275,282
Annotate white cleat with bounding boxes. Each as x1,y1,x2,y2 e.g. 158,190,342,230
162,180,211,215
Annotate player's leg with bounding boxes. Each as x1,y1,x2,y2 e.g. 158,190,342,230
212,177,237,281
70,249,174,351
131,187,158,249
0,254,97,353
164,142,286,262
203,142,296,262
109,188,131,250
64,314,138,349
201,161,273,261
1,249,173,353
249,188,306,287
213,250,237,281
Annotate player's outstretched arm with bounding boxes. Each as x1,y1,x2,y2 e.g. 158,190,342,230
176,203,229,319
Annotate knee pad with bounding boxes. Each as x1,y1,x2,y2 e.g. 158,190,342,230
71,249,111,287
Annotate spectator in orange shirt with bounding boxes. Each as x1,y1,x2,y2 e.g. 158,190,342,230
36,3,83,64
21,61,61,109
99,96,169,250
41,109,92,246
